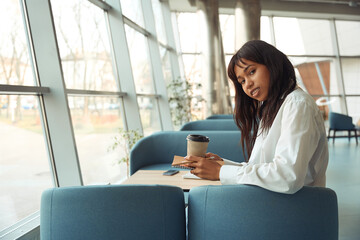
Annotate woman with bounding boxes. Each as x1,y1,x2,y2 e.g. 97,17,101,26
185,40,328,194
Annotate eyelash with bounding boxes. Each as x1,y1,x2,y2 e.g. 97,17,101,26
239,69,255,85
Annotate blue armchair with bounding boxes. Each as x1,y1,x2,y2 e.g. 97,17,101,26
130,131,245,175
41,185,186,240
188,185,338,240
328,112,358,145
206,114,234,120
179,119,238,131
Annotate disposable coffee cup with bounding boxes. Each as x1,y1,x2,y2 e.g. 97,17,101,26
186,134,210,157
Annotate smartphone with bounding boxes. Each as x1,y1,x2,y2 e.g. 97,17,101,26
163,169,179,176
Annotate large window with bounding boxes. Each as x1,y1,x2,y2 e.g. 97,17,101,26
177,13,201,53
51,0,126,185
0,95,51,230
122,0,172,134
273,17,334,55
175,13,206,121
0,2,34,87
151,0,167,45
219,14,235,54
336,20,360,56
0,1,52,230
125,26,155,94
342,58,360,121
52,0,117,91
69,96,125,184
176,14,360,125
0,0,177,235
291,57,342,118
120,0,144,28
272,17,359,121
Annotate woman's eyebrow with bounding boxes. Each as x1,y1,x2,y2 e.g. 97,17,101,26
243,65,253,73
237,65,253,79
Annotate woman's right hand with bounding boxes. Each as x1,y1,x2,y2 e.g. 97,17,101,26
205,152,223,161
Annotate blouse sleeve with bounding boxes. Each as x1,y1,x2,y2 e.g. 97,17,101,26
219,100,321,194
222,158,245,166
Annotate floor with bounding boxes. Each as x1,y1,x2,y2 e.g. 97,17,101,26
326,138,360,240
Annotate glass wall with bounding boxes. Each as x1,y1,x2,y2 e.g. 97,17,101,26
69,96,125,185
219,14,235,54
336,20,360,56
0,0,177,234
51,0,126,186
0,1,34,86
0,1,52,230
0,95,51,230
125,26,155,94
120,0,144,27
273,18,334,55
52,0,117,91
176,13,360,125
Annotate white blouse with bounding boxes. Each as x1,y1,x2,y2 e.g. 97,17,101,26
220,88,329,194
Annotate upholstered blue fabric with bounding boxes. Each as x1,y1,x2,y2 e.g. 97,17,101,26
179,120,238,131
188,185,338,240
206,114,234,120
130,131,245,175
328,112,358,144
41,185,186,240
329,112,355,130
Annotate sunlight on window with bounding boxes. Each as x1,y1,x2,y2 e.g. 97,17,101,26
51,0,117,91
69,96,125,185
0,95,51,231
273,17,305,55
0,1,34,86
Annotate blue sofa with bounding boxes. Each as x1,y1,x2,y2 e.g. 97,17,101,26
130,130,245,175
40,185,186,240
179,119,238,131
40,184,338,240
206,114,234,119
188,185,338,240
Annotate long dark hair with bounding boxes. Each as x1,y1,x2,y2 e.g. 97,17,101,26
228,40,296,161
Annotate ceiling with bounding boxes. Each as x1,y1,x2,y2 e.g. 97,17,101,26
167,0,360,20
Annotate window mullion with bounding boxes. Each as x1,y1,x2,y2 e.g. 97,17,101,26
24,0,83,187
105,0,143,133
141,0,173,130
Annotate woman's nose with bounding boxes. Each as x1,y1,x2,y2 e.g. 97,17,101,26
245,79,253,89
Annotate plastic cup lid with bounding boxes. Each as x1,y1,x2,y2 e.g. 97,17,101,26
186,134,210,142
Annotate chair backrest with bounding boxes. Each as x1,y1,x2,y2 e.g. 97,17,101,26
180,119,238,131
329,112,355,130
188,185,338,240
41,185,186,240
130,131,245,175
206,114,234,120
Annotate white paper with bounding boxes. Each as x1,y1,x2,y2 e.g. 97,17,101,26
182,171,201,179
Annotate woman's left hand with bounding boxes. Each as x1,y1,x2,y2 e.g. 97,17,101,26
184,155,222,180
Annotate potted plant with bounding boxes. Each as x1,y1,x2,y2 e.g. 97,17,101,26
167,77,205,129
108,128,143,178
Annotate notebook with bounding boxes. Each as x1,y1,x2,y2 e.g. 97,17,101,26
171,155,194,170
171,155,224,170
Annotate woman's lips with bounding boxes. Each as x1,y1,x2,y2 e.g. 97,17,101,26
251,88,260,97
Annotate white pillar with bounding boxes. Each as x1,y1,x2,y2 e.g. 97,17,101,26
196,0,232,116
235,0,261,50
